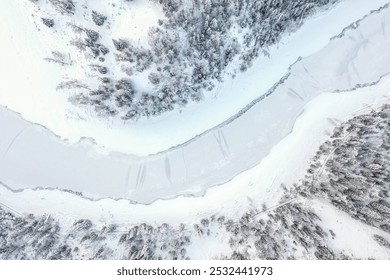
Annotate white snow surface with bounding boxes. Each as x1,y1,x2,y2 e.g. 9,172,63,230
0,0,389,156
313,199,390,259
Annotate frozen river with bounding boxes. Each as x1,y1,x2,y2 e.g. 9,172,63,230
1,3,390,203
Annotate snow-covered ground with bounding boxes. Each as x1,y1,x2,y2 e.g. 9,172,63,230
0,0,389,156
1,3,390,203
312,199,390,259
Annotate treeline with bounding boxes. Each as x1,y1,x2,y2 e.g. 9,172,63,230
0,209,191,260
112,0,339,120
306,105,390,236
33,0,339,120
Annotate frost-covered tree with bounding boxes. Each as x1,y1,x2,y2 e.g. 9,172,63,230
92,11,107,26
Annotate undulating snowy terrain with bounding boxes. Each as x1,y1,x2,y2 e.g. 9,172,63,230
0,0,390,260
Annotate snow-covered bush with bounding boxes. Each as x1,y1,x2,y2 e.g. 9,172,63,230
49,0,75,15
41,18,54,27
